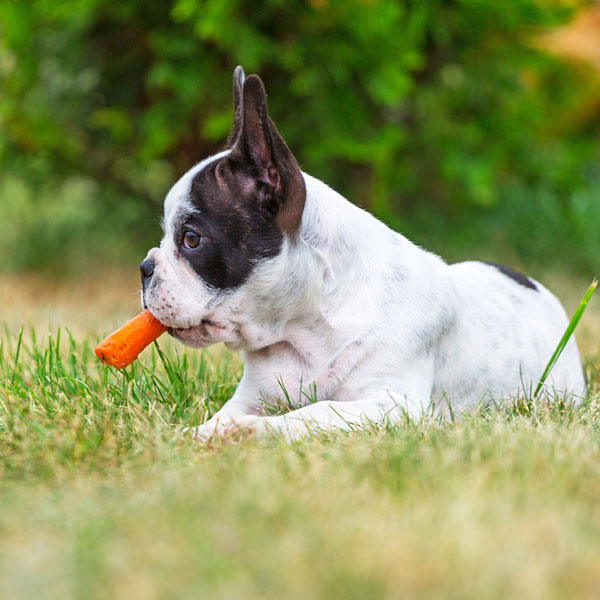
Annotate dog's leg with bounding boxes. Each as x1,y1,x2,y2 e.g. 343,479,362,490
222,393,426,442
185,374,264,442
222,362,435,443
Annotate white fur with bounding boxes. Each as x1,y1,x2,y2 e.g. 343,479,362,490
145,159,586,443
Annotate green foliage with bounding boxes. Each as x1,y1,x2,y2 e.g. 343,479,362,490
0,0,598,274
0,172,157,273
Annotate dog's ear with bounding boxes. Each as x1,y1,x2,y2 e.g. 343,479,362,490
227,66,245,147
229,74,305,236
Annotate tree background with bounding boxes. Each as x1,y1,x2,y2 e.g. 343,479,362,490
0,0,599,276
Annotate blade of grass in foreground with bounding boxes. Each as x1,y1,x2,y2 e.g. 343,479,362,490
534,278,597,399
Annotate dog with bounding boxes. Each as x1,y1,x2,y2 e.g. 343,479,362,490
140,66,586,442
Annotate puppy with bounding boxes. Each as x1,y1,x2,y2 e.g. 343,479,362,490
140,67,586,442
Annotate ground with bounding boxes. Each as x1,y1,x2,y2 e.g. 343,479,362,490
0,270,598,599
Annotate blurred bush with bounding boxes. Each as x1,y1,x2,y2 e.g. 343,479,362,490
0,0,598,275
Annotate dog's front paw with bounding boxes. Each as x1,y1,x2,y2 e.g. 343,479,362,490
222,415,268,440
223,415,307,442
181,415,293,444
181,415,268,444
182,420,228,444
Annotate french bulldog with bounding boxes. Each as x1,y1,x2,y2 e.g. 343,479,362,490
140,66,586,442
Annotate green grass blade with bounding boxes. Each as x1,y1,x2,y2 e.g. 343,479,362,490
10,326,24,385
534,278,597,399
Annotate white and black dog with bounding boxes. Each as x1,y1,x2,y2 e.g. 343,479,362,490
141,67,586,442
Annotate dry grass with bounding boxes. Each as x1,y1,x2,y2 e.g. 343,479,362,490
0,270,141,336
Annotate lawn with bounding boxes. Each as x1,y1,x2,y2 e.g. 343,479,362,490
1,272,599,599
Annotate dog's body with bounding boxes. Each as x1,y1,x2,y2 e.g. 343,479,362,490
141,68,586,442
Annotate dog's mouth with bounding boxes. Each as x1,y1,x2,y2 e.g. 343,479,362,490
167,318,229,347
169,318,226,334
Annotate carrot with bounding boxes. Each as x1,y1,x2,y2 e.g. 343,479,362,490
95,309,168,369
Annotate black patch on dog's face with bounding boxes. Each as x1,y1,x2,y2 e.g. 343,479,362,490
172,68,305,291
175,159,284,290
483,262,538,291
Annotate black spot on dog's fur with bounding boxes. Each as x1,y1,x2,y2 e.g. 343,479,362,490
175,69,305,292
483,262,538,291
178,161,285,290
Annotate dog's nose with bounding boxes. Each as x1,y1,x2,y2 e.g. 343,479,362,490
140,257,156,287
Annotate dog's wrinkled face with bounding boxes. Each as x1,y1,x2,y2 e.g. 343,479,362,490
141,67,305,348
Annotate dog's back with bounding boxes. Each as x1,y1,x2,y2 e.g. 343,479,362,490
433,261,586,408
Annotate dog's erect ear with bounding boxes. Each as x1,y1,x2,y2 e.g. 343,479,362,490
229,74,305,236
227,66,245,147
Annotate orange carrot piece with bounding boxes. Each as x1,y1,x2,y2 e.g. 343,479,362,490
95,309,168,369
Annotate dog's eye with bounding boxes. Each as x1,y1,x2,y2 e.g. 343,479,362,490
183,231,202,249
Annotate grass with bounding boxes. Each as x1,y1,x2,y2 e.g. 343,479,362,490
1,275,599,599
535,278,597,399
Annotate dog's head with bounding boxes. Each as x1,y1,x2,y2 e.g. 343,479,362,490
141,67,306,348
